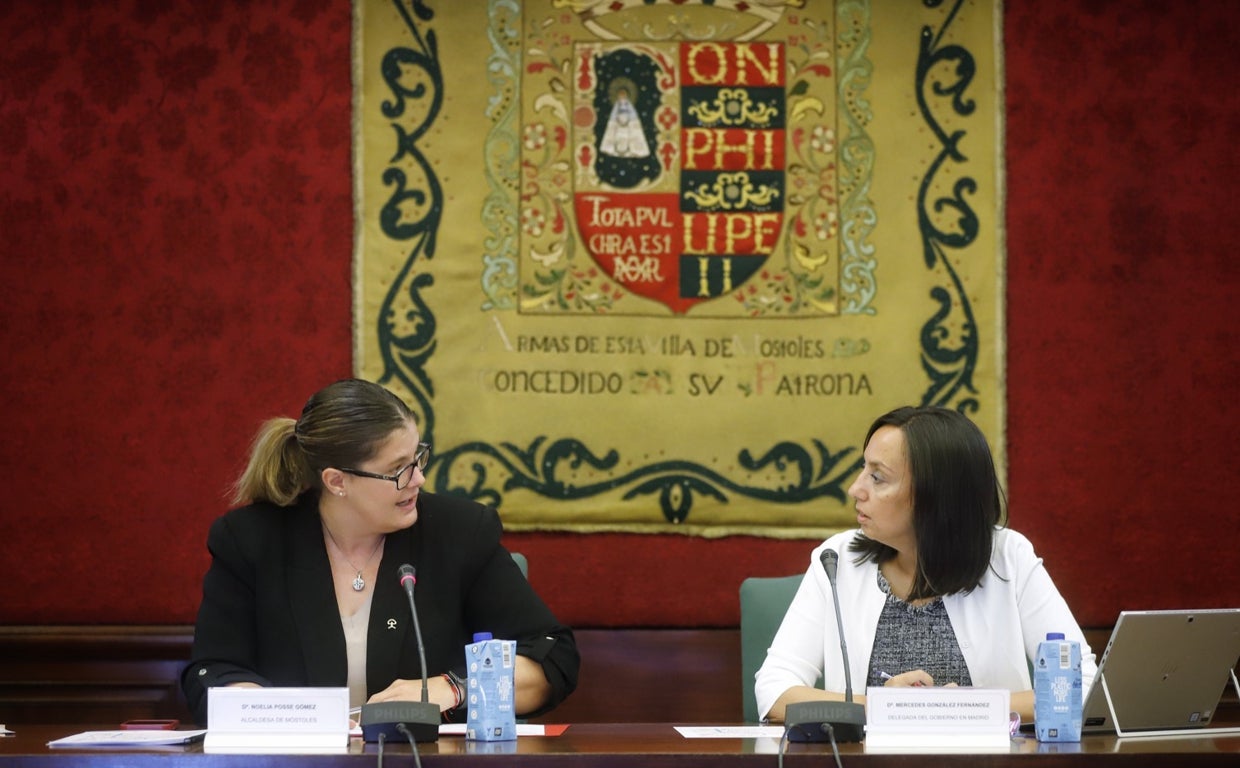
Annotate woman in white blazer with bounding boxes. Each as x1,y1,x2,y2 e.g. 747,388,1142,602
755,406,1096,724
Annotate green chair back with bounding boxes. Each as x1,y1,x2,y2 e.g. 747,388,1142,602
739,574,818,722
510,551,528,579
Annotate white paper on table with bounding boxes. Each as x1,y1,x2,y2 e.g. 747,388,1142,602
438,723,566,736
48,730,207,747
675,726,786,738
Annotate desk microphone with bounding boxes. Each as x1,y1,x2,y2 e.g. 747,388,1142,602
398,565,433,708
360,564,440,743
784,548,867,743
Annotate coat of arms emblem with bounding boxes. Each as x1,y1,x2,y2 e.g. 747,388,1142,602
573,42,787,315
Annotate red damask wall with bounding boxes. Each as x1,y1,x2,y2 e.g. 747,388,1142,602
0,1,1236,629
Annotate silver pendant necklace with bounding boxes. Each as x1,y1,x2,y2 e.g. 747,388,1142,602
322,523,385,592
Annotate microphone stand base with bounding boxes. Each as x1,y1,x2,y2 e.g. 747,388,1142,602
360,700,440,743
785,700,866,743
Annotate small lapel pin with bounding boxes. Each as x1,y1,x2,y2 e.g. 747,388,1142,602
386,618,397,630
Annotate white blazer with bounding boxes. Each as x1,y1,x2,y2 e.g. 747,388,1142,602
754,528,1097,720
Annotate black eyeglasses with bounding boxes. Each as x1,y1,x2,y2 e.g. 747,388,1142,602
339,443,431,490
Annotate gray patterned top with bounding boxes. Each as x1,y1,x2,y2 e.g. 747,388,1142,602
864,568,973,688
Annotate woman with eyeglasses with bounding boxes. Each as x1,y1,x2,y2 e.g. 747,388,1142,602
181,378,579,726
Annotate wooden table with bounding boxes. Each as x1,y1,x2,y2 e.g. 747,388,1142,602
3,723,1239,766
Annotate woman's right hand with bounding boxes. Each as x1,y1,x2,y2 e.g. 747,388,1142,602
367,676,456,712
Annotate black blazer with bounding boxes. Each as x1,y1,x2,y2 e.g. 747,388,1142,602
180,491,578,725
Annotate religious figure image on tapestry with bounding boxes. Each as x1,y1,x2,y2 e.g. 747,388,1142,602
598,78,652,162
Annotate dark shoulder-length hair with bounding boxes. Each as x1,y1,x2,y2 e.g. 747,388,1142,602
848,405,1007,599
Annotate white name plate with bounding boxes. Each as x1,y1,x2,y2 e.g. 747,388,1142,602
205,687,349,754
865,686,1011,751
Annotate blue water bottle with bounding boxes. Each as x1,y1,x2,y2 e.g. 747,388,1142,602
465,632,517,741
1034,632,1083,742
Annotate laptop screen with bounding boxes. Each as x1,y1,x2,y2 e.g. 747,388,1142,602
1081,608,1240,734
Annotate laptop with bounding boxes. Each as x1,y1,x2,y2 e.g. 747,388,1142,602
1081,608,1240,736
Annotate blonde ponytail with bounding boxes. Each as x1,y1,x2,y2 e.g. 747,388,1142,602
231,417,313,506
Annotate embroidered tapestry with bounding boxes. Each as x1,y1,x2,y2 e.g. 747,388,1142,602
353,0,1004,537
